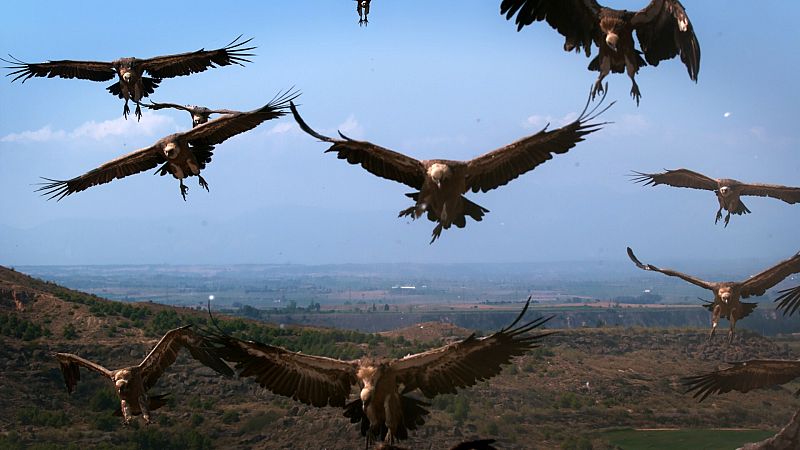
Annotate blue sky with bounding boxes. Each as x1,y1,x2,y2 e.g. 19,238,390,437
0,1,798,268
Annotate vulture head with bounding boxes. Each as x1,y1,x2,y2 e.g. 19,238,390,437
163,143,179,159
114,370,131,396
719,286,733,304
605,33,619,52
428,163,451,188
719,186,731,197
358,364,384,407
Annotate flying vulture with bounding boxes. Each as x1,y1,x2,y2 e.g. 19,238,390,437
357,0,371,26
500,0,700,105
290,89,610,243
626,247,800,342
144,101,241,127
775,286,800,317
631,168,800,227
2,36,254,120
377,439,498,450
38,90,298,201
54,325,232,424
205,298,554,446
683,359,800,402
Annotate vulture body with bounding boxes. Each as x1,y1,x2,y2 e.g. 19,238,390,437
54,325,232,424
291,90,610,243
3,36,254,120
632,168,800,227
205,299,554,446
38,90,297,201
501,0,700,105
145,101,241,127
683,359,800,402
357,0,371,26
627,247,800,342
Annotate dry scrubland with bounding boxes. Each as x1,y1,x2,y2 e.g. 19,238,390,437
1,266,798,450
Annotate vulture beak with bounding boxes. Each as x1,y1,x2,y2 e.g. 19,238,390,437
122,72,132,83
164,143,178,159
605,33,619,52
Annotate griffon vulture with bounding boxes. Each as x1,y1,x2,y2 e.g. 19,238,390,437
500,0,700,105
144,101,241,127
290,90,610,243
357,0,371,26
205,299,554,446
631,168,800,227
683,359,800,402
38,90,297,201
54,325,232,424
775,286,800,317
2,36,254,120
627,247,800,342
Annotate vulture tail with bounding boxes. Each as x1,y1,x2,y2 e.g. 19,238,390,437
141,77,161,97
106,81,123,99
462,196,489,222
732,200,751,216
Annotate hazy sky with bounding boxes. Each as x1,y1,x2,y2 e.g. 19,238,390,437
1,1,798,267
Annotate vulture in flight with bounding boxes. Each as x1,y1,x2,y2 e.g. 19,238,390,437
54,325,232,424
291,89,610,243
500,0,700,105
38,90,298,201
627,247,800,342
683,359,800,402
145,100,241,127
2,36,254,120
632,168,800,227
357,0,371,26
775,285,800,317
205,298,554,446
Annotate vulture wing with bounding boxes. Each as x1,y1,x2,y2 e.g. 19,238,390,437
390,298,555,398
144,101,192,113
740,252,800,299
291,102,426,189
630,168,718,191
54,352,114,394
627,247,715,290
465,89,610,193
500,0,601,56
450,440,499,450
775,286,800,317
738,183,800,204
631,0,700,81
37,144,165,200
2,56,115,83
683,360,800,402
139,325,233,391
204,329,359,408
179,90,297,147
139,36,254,79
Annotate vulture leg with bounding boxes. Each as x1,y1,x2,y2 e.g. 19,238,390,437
120,399,133,424
123,100,131,120
429,223,444,244
134,102,143,122
591,58,611,101
724,211,732,228
198,175,209,191
728,316,737,344
179,180,189,201
139,393,151,424
624,55,641,106
715,207,723,224
710,304,722,340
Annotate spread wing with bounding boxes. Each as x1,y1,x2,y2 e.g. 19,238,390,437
627,247,714,290
2,55,115,83
139,36,254,79
139,325,233,391
738,183,800,204
630,168,718,191
178,90,298,147
37,144,165,201
632,0,700,81
775,286,800,317
390,299,555,398
683,360,800,402
500,0,601,56
203,328,359,408
465,89,610,193
291,102,426,189
144,101,192,113
740,252,800,299
54,352,114,393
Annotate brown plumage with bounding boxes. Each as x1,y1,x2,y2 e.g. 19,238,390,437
501,0,700,105
376,439,498,450
38,90,297,201
54,325,232,424
144,101,240,127
2,36,254,120
357,0,371,26
291,89,610,243
683,360,800,402
775,286,800,317
627,247,800,342
205,298,554,446
631,168,800,227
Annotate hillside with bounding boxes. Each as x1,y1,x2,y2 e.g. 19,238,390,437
1,266,799,449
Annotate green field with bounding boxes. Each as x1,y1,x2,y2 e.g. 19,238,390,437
603,429,775,450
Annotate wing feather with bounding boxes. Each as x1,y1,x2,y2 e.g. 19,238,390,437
54,352,114,393
738,183,800,204
740,252,800,298
144,101,192,113
683,360,800,402
2,55,115,83
139,325,233,391
627,247,714,290
632,0,700,81
391,299,555,398
465,89,611,193
500,0,601,56
775,286,800,317
140,36,255,79
291,102,426,189
630,168,718,191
